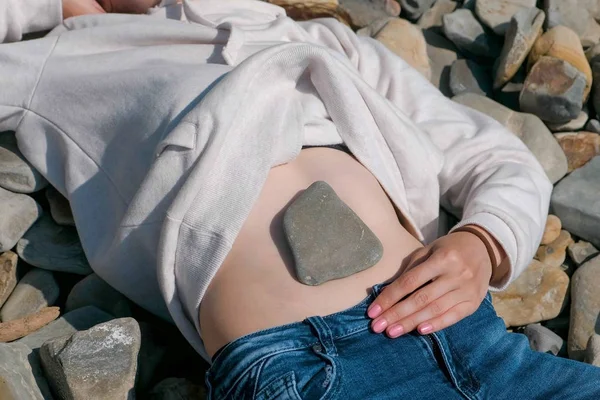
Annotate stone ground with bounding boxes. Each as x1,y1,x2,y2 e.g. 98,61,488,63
2,0,600,398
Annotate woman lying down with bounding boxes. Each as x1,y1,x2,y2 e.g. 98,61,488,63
2,0,599,398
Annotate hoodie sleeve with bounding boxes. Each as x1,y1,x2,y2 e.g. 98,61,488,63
1,0,62,43
300,18,553,291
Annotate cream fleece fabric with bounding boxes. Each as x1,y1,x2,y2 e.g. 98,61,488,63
0,0,552,362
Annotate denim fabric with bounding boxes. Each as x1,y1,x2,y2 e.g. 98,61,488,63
205,283,600,399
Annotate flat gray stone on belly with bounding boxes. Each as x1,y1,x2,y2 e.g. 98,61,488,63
283,181,383,286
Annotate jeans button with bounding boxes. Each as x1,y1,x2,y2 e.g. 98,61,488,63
312,344,322,353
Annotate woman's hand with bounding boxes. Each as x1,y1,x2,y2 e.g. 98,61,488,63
62,0,106,19
367,225,505,338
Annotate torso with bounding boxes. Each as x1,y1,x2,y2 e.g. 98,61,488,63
199,147,424,358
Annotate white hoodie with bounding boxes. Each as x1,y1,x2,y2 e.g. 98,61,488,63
0,0,552,362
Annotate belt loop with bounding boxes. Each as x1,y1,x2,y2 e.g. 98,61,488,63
305,316,337,357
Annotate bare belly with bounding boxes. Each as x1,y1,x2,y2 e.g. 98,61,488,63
199,147,424,358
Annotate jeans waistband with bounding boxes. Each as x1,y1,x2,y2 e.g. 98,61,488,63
206,281,389,396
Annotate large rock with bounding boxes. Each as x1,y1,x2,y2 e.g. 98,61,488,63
494,7,545,89
0,268,59,322
16,214,92,275
0,343,44,400
338,0,400,28
524,323,564,355
528,26,592,101
449,58,492,97
543,0,600,48
551,156,600,247
0,251,18,308
417,0,457,34
569,255,600,361
40,318,141,400
442,9,501,59
374,18,432,80
475,0,536,36
491,260,569,327
45,186,75,226
17,306,114,350
453,93,568,183
568,241,599,267
0,307,60,342
398,0,435,21
148,378,207,400
540,214,561,245
520,57,586,123
283,181,383,285
0,187,42,253
0,132,48,194
423,29,461,96
584,334,600,367
65,273,132,318
554,132,600,172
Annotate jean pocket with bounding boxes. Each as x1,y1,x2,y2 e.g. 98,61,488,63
256,371,302,400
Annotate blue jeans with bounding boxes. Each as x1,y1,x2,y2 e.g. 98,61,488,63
205,282,600,399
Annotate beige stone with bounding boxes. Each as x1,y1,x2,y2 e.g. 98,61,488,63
555,132,600,172
491,260,569,327
541,215,561,245
528,26,593,100
535,230,573,268
264,0,352,26
0,251,18,308
418,0,457,33
423,30,460,96
568,241,599,266
569,255,600,360
0,307,60,342
475,0,536,36
375,18,431,80
584,334,600,367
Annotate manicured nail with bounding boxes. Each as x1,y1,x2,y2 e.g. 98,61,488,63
388,325,404,338
372,318,387,333
368,304,382,318
419,323,433,334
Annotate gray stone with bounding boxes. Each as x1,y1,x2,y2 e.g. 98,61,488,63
524,323,564,355
568,241,600,267
544,0,600,48
569,255,600,361
461,0,475,10
16,214,92,275
399,0,436,20
0,269,59,322
338,0,400,28
442,9,501,59
520,57,587,123
584,334,600,367
423,29,461,96
0,251,18,308
546,109,588,132
40,318,140,400
356,16,393,37
418,0,457,34
148,378,206,400
0,187,42,252
494,80,523,111
66,273,132,318
551,157,600,247
17,306,113,350
585,119,600,134
0,343,44,400
494,7,545,89
283,181,383,286
46,186,75,226
136,323,168,393
453,93,568,183
591,60,600,120
449,58,492,97
475,0,536,36
0,132,48,194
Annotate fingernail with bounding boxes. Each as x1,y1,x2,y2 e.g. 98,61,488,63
419,323,433,334
388,325,404,338
367,304,382,318
372,318,387,333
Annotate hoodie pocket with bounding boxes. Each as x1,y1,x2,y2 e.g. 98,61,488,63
155,121,197,158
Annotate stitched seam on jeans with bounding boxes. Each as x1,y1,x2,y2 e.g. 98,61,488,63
332,325,370,340
439,333,481,395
